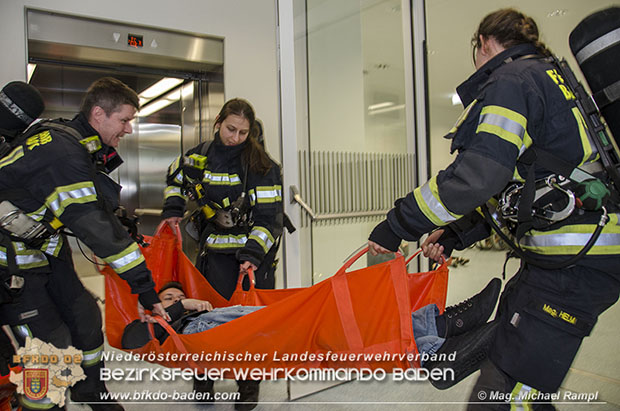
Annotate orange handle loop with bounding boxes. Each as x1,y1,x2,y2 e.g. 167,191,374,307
236,266,256,289
336,246,404,276
155,220,183,247
147,316,199,369
405,248,449,270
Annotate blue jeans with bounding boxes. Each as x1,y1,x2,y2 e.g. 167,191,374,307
412,304,445,364
182,305,264,334
182,304,444,364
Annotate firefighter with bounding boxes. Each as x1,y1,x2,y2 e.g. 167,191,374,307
368,8,620,410
162,98,283,411
0,78,167,411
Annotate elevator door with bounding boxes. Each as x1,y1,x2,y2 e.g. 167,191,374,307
27,62,223,238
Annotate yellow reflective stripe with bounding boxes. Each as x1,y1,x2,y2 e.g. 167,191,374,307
40,234,63,257
206,234,247,249
27,204,48,222
0,245,49,269
82,344,103,367
448,99,477,133
169,156,181,174
510,382,535,411
164,185,185,200
45,182,97,217
168,157,185,184
521,213,620,255
249,185,282,205
249,226,275,253
512,168,525,182
222,197,231,208
477,105,528,152
413,176,462,226
203,172,242,186
103,243,145,274
0,146,24,169
572,107,597,165
13,324,32,340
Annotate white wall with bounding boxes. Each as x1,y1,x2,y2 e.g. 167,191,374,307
0,0,281,160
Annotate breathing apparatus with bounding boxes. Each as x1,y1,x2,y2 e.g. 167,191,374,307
490,62,619,269
182,152,251,234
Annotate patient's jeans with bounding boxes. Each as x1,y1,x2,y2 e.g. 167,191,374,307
182,305,264,334
411,304,445,364
182,304,444,364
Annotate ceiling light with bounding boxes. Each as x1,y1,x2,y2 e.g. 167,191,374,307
138,77,183,106
368,102,395,111
138,88,181,117
451,93,462,106
368,104,405,115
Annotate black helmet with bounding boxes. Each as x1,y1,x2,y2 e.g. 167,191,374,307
0,81,44,138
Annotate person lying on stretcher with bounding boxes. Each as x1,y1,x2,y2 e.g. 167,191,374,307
121,281,262,349
121,277,502,390
121,281,264,410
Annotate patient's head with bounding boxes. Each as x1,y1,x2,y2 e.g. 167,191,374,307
158,281,186,308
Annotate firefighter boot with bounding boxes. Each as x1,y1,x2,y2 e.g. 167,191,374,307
425,320,499,390
441,277,501,337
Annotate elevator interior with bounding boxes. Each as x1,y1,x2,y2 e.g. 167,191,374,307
26,9,225,248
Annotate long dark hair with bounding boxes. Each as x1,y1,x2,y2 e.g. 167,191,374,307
472,8,552,63
214,98,272,175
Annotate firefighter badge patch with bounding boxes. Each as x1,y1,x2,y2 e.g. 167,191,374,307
24,369,49,400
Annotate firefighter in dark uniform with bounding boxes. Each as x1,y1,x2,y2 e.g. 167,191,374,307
162,98,282,411
369,9,620,410
0,78,168,411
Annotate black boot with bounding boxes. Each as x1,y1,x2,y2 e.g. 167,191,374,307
235,380,260,411
193,376,214,403
425,320,499,390
442,277,501,337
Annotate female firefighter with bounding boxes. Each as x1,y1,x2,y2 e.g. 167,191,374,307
368,8,620,410
161,98,283,300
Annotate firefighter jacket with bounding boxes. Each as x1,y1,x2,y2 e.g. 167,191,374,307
162,135,283,268
0,113,159,308
370,43,620,269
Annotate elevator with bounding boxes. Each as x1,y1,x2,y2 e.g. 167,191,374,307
25,9,225,241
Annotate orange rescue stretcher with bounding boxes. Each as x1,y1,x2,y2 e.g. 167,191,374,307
102,224,449,376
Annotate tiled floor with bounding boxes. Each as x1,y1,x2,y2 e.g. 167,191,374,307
68,246,620,410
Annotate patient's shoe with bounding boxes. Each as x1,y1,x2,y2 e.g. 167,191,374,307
235,380,260,411
425,320,499,390
442,277,501,337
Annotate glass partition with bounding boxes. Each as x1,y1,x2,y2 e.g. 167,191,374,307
290,0,416,285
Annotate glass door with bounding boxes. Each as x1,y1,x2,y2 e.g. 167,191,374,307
283,0,418,287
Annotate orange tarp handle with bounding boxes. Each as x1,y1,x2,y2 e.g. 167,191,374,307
331,247,414,366
147,316,199,369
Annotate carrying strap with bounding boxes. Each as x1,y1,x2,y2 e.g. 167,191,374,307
147,316,199,369
593,78,620,109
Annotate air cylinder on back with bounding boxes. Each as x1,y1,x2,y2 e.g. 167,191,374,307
569,6,620,142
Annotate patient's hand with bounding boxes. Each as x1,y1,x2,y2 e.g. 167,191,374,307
181,298,213,312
